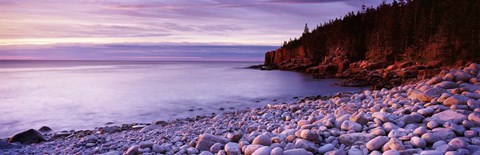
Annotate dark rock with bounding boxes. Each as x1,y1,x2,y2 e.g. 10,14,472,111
9,129,46,144
38,126,52,133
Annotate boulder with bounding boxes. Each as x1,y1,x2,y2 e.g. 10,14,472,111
9,129,46,144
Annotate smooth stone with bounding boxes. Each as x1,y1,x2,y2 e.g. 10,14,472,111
410,137,426,148
152,144,164,153
251,146,271,155
417,107,435,116
187,147,200,154
422,132,456,144
340,120,362,132
139,141,154,148
325,149,347,155
430,110,467,124
317,144,335,154
435,81,458,89
300,130,318,141
347,147,363,155
125,145,139,155
372,112,390,122
443,95,470,106
225,142,241,155
38,126,52,132
196,134,229,151
338,133,373,146
283,148,312,155
383,150,400,155
245,145,264,155
420,150,443,155
139,125,162,133
294,139,315,150
468,112,480,125
366,136,389,151
271,147,283,155
9,129,46,144
432,141,447,149
199,151,215,155
252,135,272,146
210,143,223,153
427,121,439,129
448,138,468,150
297,120,311,127
388,138,405,150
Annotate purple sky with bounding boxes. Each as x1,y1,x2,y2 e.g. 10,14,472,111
0,0,389,61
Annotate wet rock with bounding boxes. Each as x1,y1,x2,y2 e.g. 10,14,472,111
38,126,52,133
9,129,46,144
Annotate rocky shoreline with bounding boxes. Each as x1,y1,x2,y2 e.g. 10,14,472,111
2,63,480,155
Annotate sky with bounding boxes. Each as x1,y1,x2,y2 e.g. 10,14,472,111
0,0,388,61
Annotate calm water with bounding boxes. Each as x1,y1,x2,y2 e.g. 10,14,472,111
0,61,362,138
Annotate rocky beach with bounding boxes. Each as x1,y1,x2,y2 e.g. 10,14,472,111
1,63,480,155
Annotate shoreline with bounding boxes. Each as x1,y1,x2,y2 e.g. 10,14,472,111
2,63,480,155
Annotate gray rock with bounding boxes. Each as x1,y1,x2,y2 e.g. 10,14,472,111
271,147,283,155
443,95,470,106
317,144,335,154
187,147,200,154
366,136,389,151
430,110,467,124
420,150,443,155
448,138,468,150
200,151,215,155
300,130,318,141
283,148,313,155
196,134,229,151
252,135,271,146
244,145,264,155
435,81,458,89
338,133,373,146
152,144,164,153
388,138,405,150
468,112,480,125
383,150,400,155
325,149,347,155
125,145,139,155
225,142,241,155
210,143,223,153
340,120,362,132
410,136,426,148
252,146,271,155
347,147,363,155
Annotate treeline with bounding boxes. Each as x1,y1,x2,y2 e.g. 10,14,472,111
281,0,480,65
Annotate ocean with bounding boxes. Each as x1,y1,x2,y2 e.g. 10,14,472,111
0,60,363,138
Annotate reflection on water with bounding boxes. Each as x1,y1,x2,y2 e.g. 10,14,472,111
0,61,363,137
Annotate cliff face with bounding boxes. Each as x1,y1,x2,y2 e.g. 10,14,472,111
264,0,480,87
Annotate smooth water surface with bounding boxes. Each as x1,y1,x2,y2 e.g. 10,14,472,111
0,61,363,137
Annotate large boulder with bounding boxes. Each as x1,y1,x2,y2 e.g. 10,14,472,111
9,129,46,144
196,134,229,151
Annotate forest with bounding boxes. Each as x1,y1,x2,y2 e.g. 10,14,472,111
273,0,480,68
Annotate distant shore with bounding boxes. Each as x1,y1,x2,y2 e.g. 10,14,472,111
2,63,480,155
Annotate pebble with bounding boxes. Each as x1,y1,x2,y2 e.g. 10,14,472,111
367,136,389,151
252,135,271,146
317,144,335,154
251,146,271,155
410,136,426,148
